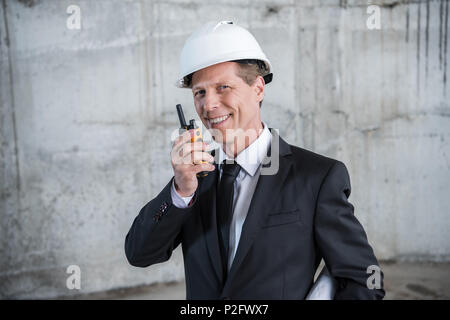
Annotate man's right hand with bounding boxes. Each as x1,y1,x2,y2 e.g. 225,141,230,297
171,130,215,197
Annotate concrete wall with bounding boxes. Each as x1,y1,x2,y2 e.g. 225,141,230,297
1,0,449,298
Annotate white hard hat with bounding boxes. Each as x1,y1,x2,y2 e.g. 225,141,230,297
176,20,273,88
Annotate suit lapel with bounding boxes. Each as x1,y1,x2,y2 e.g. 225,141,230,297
222,129,293,294
198,151,224,285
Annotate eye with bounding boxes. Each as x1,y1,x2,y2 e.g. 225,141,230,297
219,85,229,90
194,89,205,97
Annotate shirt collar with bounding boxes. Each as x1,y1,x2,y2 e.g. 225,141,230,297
217,122,271,177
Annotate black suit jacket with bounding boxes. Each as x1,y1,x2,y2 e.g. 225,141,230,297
125,130,385,300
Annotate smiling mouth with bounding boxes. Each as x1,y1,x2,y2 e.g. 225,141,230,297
207,113,231,126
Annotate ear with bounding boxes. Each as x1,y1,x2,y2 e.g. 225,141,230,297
253,75,265,104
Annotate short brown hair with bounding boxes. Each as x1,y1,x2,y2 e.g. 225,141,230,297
232,59,269,108
184,59,269,107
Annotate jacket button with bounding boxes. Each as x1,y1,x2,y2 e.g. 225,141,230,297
339,280,347,290
160,202,169,213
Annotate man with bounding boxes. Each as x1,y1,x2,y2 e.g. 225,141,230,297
125,21,385,300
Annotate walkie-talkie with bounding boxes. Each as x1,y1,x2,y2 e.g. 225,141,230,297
176,104,210,177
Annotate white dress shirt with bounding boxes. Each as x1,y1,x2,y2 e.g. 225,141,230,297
170,121,336,299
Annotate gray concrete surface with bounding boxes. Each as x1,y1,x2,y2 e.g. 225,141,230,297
1,0,449,299
62,261,450,300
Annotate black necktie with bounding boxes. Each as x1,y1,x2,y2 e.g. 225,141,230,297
216,160,241,282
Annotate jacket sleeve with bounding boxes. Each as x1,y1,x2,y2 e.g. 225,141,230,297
314,161,385,300
125,177,197,267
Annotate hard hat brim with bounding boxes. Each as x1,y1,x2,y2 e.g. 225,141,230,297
175,58,273,88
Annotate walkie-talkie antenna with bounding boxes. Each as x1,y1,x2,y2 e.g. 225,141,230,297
176,104,188,129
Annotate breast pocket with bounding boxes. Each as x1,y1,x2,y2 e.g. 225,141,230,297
262,209,302,228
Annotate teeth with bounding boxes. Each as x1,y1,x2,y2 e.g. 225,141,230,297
209,114,230,124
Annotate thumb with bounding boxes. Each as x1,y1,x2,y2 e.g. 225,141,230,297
193,162,215,173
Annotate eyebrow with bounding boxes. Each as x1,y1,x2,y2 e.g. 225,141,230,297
192,81,232,92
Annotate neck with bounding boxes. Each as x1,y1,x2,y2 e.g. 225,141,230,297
222,122,264,158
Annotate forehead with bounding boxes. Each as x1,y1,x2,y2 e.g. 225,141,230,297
191,62,240,90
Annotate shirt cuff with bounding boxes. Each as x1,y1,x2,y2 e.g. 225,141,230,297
171,179,195,208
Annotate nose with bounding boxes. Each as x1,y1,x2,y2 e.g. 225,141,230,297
203,90,220,114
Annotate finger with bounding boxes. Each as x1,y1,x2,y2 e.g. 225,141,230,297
171,132,194,163
178,141,207,159
172,130,194,151
193,162,216,173
187,151,215,165
172,130,192,152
